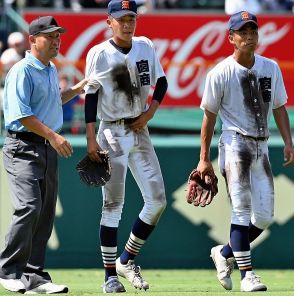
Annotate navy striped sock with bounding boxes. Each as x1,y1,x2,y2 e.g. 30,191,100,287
120,217,154,264
100,225,118,281
230,224,252,279
221,222,263,259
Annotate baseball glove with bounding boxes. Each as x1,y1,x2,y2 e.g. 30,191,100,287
186,169,218,207
76,150,111,187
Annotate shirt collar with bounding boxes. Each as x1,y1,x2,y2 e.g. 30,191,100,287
25,50,51,70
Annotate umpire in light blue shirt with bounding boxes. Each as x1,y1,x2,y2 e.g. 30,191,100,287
0,16,87,294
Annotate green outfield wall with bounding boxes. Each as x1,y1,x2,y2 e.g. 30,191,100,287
1,135,294,269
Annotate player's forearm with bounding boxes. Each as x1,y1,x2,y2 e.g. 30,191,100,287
86,122,97,141
273,105,293,147
200,109,217,161
145,100,160,120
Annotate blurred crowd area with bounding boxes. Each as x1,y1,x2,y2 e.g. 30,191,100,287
1,0,294,12
0,0,294,135
2,0,224,11
0,28,86,135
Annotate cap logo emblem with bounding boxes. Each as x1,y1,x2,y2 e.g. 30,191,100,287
122,1,130,9
241,11,250,20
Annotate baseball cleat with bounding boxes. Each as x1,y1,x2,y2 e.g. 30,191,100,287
0,278,25,293
240,271,267,292
102,276,126,293
24,282,68,294
210,245,235,290
116,258,149,290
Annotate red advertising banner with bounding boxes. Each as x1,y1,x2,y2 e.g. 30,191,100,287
23,12,294,107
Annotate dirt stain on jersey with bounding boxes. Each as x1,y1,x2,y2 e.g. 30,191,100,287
111,64,139,106
241,71,269,137
241,73,252,111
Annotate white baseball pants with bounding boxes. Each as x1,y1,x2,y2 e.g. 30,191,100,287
97,121,166,228
218,131,274,229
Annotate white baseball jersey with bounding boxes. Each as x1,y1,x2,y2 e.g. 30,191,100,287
85,36,165,121
201,54,287,138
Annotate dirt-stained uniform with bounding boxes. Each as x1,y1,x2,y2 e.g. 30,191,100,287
84,0,168,293
197,11,294,292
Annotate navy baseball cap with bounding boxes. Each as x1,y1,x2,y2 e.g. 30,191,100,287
29,16,66,35
108,0,137,18
228,11,258,30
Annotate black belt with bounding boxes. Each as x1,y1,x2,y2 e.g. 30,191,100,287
236,132,268,141
106,116,139,125
7,130,49,144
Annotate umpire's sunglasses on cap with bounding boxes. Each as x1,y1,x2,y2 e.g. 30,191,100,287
228,11,258,31
29,16,66,36
108,0,137,18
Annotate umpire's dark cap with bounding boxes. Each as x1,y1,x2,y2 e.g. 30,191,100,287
108,0,137,18
29,16,66,35
228,11,258,30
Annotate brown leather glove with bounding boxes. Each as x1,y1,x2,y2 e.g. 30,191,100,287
186,169,218,207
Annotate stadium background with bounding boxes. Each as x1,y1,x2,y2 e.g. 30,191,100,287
1,2,294,270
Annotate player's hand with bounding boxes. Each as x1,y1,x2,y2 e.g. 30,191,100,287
87,137,103,162
196,159,215,179
48,133,73,158
283,144,294,167
128,113,149,133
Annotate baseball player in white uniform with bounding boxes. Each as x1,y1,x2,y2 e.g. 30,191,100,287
84,0,168,293
196,11,294,292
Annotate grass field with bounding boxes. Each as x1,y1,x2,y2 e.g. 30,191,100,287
1,269,294,296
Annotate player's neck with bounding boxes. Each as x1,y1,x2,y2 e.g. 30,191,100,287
233,51,255,69
112,37,132,49
109,39,131,54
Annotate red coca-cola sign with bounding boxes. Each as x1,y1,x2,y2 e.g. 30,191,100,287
23,12,294,106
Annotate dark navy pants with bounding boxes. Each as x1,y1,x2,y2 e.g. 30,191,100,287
0,136,58,290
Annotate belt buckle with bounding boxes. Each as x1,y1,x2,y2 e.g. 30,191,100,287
258,136,267,141
114,119,124,125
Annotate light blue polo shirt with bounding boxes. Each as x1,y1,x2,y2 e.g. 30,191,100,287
2,51,63,132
